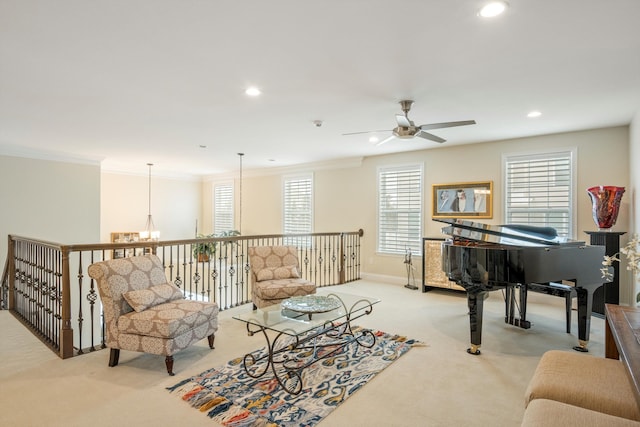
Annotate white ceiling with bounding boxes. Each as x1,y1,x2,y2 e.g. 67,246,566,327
1,0,640,178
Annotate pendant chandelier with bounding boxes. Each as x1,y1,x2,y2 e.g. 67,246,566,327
140,163,160,240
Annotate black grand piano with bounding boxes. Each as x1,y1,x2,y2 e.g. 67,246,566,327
437,218,605,355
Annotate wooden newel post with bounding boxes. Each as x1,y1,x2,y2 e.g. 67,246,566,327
60,247,74,359
7,235,15,310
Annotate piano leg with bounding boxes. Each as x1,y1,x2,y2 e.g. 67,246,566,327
467,289,486,355
573,287,592,352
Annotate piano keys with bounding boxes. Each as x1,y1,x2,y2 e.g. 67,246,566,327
436,218,605,355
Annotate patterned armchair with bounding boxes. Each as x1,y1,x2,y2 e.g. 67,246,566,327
248,245,317,309
87,254,218,375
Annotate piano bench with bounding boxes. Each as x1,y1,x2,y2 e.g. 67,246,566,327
527,282,574,333
522,399,640,427
525,350,640,421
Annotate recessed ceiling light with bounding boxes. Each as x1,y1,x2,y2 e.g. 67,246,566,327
527,111,542,118
479,1,508,18
369,136,379,143
245,86,261,97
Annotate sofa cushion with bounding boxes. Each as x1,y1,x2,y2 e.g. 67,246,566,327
123,283,184,312
522,399,640,427
525,350,640,421
256,265,300,281
253,278,316,301
117,299,219,338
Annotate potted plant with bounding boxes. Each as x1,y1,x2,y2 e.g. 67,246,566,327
193,233,216,262
192,230,241,262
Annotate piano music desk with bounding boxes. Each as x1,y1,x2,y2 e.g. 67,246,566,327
605,303,640,408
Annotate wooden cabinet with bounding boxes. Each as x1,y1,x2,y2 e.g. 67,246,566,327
421,238,464,292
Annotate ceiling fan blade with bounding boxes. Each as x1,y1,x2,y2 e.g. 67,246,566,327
342,129,392,136
376,135,396,146
395,114,412,127
418,120,476,130
415,130,446,143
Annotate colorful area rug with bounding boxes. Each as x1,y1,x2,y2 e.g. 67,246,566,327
167,327,423,426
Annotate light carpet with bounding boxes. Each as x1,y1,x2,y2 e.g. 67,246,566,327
167,327,424,426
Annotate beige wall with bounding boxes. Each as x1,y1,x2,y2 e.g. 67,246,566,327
204,126,632,299
100,172,201,242
358,126,630,281
0,125,633,304
0,155,100,263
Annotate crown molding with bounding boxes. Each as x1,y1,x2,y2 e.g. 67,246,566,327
203,156,364,182
0,144,102,166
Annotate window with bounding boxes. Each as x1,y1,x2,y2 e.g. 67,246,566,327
377,164,423,255
213,182,234,233
283,174,313,245
503,150,575,237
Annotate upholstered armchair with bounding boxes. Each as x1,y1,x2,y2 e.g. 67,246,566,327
248,245,316,309
87,254,219,375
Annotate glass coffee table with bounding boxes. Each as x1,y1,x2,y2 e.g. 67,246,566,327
233,289,380,394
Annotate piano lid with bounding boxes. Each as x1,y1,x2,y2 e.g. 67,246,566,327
435,218,586,247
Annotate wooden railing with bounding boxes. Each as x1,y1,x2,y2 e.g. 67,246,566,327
1,230,363,359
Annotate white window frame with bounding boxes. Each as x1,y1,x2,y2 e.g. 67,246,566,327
283,173,313,246
212,181,234,234
377,163,423,255
502,148,577,238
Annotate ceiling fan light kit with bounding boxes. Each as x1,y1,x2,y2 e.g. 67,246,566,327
344,100,476,146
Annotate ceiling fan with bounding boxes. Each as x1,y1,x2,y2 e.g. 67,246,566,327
343,100,476,146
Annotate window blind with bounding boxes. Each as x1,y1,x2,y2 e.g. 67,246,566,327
283,175,313,245
377,165,422,255
213,183,234,233
504,151,573,237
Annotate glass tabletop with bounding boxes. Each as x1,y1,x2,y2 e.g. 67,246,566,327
233,289,380,336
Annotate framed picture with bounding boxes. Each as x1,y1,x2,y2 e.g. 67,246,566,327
110,232,147,259
432,181,493,219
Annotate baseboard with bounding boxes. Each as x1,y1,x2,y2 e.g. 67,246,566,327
360,272,411,287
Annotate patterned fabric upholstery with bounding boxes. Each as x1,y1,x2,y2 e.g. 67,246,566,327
87,254,219,372
248,246,316,309
117,299,219,339
123,283,184,312
256,265,300,281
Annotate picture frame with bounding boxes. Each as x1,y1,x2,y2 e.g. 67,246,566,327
432,181,493,219
110,232,145,259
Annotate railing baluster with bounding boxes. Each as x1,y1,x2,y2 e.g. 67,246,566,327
2,231,363,359
76,252,84,355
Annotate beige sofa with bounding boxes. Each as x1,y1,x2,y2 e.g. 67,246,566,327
522,350,640,425
522,399,640,427
248,245,316,309
88,254,219,375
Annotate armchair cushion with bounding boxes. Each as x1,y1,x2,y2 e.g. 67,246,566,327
117,299,219,338
123,283,184,312
256,265,300,281
252,278,317,301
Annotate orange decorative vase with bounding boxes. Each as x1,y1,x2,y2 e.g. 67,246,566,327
587,186,625,230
